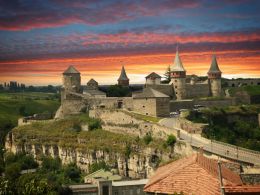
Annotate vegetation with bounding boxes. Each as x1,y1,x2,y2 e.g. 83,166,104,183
229,85,260,96
187,105,260,151
0,92,60,175
89,161,109,173
107,84,131,97
166,134,177,147
123,111,160,123
143,133,153,145
0,152,82,194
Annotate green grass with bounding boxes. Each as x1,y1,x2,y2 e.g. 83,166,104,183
0,92,60,127
12,114,170,155
123,111,160,123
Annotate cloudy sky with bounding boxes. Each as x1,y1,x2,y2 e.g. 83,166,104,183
0,0,259,85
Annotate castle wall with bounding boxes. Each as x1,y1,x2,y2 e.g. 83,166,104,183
186,83,210,98
209,78,222,97
156,98,170,117
133,98,157,116
226,79,260,87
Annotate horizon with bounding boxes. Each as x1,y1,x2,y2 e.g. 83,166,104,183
0,0,260,85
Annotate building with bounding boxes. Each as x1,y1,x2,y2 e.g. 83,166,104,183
144,153,260,195
83,79,106,98
118,66,129,87
169,50,222,100
133,87,170,117
145,72,161,85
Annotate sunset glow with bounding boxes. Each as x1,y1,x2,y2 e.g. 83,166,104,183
0,0,259,85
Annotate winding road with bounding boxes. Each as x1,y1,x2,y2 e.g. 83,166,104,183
160,117,260,166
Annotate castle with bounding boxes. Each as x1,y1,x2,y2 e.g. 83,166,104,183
55,50,222,118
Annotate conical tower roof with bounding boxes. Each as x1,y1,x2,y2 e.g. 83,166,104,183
118,66,129,81
208,55,221,73
63,65,80,74
170,50,185,72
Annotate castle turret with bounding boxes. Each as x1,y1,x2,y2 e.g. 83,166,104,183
62,65,81,93
118,66,129,86
170,50,186,100
208,55,222,97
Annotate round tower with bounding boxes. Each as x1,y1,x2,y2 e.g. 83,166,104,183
170,50,186,100
62,65,81,93
208,55,222,97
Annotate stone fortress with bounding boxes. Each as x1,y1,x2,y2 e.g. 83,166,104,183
55,49,223,118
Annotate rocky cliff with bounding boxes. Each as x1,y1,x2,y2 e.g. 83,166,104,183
5,115,189,179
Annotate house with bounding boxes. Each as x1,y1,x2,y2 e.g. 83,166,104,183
144,153,260,195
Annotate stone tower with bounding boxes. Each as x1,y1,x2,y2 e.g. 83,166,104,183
170,50,186,100
118,66,129,86
208,55,222,97
62,65,81,93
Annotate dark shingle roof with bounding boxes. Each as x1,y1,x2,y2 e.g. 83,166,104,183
208,55,221,73
63,66,80,74
145,72,162,79
87,78,98,85
118,66,129,81
134,87,169,98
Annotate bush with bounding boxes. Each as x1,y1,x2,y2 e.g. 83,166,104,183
5,162,21,180
166,135,176,147
89,119,101,131
143,133,153,145
41,156,61,172
64,163,81,182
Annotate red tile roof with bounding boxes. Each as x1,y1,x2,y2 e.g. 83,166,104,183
144,154,246,195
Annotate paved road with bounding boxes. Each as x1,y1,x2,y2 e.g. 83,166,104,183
160,118,260,166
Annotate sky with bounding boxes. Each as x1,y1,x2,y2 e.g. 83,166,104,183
0,0,260,85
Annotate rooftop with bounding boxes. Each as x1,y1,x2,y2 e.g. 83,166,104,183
208,54,221,73
118,66,129,81
170,50,186,72
144,154,251,195
133,87,169,98
63,65,80,74
145,72,162,79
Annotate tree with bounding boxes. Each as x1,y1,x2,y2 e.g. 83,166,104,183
107,85,131,97
64,163,81,183
5,162,21,180
162,65,171,84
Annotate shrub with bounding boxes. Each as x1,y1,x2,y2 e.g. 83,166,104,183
5,162,21,180
166,135,177,147
89,119,101,130
41,156,61,172
143,133,153,145
64,163,81,182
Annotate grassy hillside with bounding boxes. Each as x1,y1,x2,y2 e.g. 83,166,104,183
12,114,170,155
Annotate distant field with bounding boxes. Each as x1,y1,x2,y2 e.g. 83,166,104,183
0,92,60,127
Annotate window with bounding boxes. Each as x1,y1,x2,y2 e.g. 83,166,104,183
176,92,178,94
175,86,177,88
143,105,145,108
175,80,177,82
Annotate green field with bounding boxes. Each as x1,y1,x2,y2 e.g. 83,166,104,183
0,92,60,127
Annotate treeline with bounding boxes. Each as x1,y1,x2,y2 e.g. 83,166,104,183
1,152,82,195
0,85,60,93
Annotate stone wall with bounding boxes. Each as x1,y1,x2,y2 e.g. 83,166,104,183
226,78,260,87
186,83,209,98
241,174,260,185
90,109,179,140
194,98,236,107
133,98,156,117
